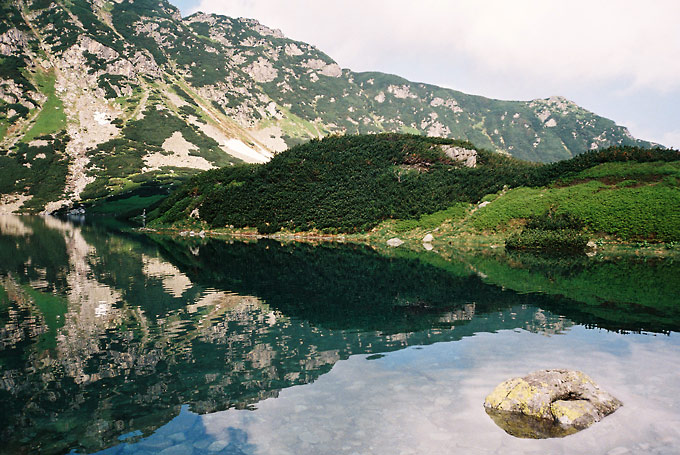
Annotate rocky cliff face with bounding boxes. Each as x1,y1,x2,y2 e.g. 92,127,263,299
0,0,655,213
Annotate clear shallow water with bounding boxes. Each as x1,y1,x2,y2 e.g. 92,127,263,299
0,216,679,455
95,328,680,455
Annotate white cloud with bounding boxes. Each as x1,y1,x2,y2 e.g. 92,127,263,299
622,119,680,149
192,0,680,93
659,130,680,150
188,0,680,146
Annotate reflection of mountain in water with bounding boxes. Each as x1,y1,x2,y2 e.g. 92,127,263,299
0,216,675,454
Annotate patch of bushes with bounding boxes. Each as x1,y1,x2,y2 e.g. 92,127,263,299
506,212,588,252
98,74,130,99
171,84,198,106
0,56,36,92
525,211,585,231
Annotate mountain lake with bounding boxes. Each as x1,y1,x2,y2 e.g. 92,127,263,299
1,215,678,455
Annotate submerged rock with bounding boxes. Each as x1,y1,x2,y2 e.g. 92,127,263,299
484,369,622,438
423,233,434,243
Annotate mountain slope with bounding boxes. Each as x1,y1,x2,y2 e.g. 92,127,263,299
0,0,655,213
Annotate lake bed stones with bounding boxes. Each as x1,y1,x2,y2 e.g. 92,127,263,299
484,369,622,438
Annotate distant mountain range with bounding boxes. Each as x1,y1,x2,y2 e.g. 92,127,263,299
0,0,656,213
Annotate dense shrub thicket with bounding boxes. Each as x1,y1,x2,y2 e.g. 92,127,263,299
152,134,536,232
150,134,678,234
506,212,589,252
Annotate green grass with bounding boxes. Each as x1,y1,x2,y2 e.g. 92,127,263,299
258,105,327,143
470,184,596,231
470,178,680,241
23,70,66,142
393,202,469,232
399,125,420,135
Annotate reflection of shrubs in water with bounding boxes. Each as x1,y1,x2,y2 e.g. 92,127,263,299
504,250,590,278
506,229,588,252
506,211,588,253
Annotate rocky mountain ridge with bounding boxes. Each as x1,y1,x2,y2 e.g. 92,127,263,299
0,0,655,213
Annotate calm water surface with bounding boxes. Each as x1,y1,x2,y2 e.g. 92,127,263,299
0,216,679,455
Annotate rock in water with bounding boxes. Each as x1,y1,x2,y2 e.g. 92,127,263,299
423,233,434,243
484,369,622,438
386,237,404,247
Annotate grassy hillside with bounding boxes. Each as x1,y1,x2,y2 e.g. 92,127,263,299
150,134,679,241
469,161,680,242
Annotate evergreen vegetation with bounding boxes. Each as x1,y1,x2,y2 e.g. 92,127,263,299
151,134,536,232
151,134,679,241
505,212,589,252
0,132,70,210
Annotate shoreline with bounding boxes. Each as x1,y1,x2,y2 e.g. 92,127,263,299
138,225,680,258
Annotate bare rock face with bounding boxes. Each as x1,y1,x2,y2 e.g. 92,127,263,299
246,57,278,83
484,369,622,438
0,28,28,55
440,145,477,168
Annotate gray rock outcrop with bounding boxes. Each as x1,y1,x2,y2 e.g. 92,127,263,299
440,145,477,168
0,28,28,56
484,369,622,438
386,237,404,247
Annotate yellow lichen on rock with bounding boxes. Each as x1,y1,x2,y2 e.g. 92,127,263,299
484,377,522,408
551,400,596,428
484,369,622,439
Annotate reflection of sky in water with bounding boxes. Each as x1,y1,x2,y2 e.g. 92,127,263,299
92,328,680,455
4,216,679,454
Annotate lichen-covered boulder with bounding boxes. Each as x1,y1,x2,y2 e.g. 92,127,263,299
484,369,622,438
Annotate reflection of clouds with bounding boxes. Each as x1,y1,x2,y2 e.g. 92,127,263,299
142,254,193,298
0,215,33,236
188,329,680,455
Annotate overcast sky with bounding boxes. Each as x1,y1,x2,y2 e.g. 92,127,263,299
173,0,680,148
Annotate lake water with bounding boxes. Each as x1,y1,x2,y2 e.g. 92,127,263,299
1,216,679,455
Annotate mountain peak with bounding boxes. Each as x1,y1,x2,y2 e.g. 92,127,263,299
0,0,656,213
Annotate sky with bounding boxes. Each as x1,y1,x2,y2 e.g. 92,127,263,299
173,0,680,148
